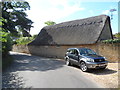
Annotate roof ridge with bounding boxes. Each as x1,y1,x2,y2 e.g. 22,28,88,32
44,14,108,29
58,14,107,24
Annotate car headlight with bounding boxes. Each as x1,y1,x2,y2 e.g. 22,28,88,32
86,58,94,62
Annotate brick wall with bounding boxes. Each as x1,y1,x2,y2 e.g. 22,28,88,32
12,43,120,62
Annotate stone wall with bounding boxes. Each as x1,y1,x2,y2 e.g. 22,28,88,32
12,43,120,62
12,45,30,54
27,44,98,59
98,43,120,62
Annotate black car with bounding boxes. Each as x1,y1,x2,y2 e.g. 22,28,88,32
64,48,108,72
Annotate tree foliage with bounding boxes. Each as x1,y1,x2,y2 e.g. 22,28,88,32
0,31,12,56
102,39,120,43
14,34,38,45
44,21,56,26
0,17,12,56
1,1,33,37
15,36,35,45
114,32,120,39
1,1,33,58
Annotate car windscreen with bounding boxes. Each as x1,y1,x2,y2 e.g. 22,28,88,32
79,48,97,56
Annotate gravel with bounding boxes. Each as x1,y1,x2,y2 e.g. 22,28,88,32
82,63,118,88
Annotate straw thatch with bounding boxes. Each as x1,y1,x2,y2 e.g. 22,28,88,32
29,15,113,46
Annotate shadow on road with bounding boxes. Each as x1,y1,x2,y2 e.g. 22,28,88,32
87,68,117,75
72,65,117,75
2,72,25,88
2,52,65,88
7,53,65,72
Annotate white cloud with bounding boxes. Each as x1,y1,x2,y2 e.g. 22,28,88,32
25,0,85,35
102,10,110,15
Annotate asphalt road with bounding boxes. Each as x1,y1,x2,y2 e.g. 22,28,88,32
2,52,104,88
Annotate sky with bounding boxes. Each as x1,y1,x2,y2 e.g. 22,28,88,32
25,0,119,35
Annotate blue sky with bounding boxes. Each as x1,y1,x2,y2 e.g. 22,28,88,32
25,0,119,35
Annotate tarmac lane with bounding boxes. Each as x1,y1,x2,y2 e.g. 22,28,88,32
2,52,105,88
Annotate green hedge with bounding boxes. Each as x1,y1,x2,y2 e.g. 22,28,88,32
15,36,35,45
102,39,120,44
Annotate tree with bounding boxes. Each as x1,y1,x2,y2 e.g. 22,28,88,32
1,1,33,57
44,21,56,26
0,17,12,56
1,1,33,37
114,32,120,39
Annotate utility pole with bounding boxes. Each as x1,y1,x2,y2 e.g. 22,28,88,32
109,9,117,20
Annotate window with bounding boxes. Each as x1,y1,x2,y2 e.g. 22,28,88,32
74,49,79,55
69,49,78,55
69,49,74,54
80,49,86,55
79,48,97,55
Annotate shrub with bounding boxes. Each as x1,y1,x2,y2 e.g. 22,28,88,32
102,39,120,44
32,34,38,39
15,36,35,45
1,17,13,70
0,31,13,56
114,32,120,39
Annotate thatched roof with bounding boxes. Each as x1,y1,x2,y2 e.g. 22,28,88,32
29,15,113,46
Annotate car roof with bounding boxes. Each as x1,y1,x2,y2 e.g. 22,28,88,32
67,48,90,50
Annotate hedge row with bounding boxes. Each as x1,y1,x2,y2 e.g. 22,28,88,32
102,39,120,44
15,37,35,45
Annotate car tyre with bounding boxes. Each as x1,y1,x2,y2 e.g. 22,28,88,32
80,62,88,72
100,66,107,70
66,58,71,66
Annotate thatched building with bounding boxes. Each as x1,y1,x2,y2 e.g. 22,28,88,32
28,15,113,58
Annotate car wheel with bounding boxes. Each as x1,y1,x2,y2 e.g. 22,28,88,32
100,66,107,70
80,62,88,72
66,58,71,66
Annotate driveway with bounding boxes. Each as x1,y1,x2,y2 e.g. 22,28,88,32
2,52,104,88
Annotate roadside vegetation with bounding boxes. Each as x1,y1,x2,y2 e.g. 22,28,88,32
102,33,120,44
44,21,56,26
102,39,120,43
0,28,13,70
113,32,120,39
1,1,33,70
15,35,37,45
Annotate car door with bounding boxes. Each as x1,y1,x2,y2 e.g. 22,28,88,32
72,49,79,65
68,49,75,64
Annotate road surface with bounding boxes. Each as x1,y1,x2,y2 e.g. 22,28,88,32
2,52,104,88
